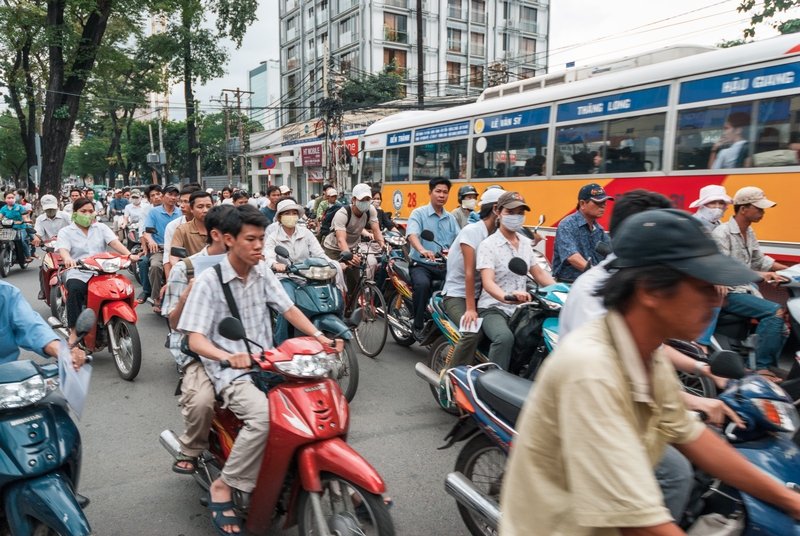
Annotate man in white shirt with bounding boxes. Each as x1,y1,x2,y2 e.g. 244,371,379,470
33,195,71,300
63,188,83,214
121,189,144,236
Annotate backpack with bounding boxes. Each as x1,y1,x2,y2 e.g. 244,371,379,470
319,204,351,238
506,304,547,375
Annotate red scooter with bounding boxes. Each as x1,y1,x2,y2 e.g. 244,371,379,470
48,251,143,381
160,317,395,536
39,237,63,317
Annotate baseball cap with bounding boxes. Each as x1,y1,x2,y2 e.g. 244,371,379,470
163,185,179,195
326,188,339,197
496,191,530,211
578,183,615,203
609,209,758,286
479,186,505,206
206,188,214,194
130,189,142,199
689,185,732,208
279,185,292,194
276,199,305,216
733,186,775,209
40,195,58,210
352,183,372,200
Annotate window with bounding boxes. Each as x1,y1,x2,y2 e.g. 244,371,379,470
412,139,469,181
309,100,316,118
287,16,297,31
502,1,511,20
501,32,510,52
470,32,484,56
521,38,535,63
384,13,408,43
470,64,484,88
386,147,410,182
447,28,462,52
556,113,666,175
384,48,407,70
448,0,464,19
308,38,315,51
471,0,485,23
363,151,384,183
287,73,298,97
340,49,360,75
339,15,358,44
286,45,298,70
308,6,314,19
472,128,548,178
318,0,327,11
520,67,536,79
447,61,461,85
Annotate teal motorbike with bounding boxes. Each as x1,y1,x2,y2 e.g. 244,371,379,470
272,245,360,402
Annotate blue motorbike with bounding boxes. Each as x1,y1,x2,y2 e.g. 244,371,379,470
272,245,360,402
0,310,95,536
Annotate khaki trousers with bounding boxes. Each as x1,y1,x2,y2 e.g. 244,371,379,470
148,251,165,300
218,380,270,493
442,296,483,369
178,361,216,457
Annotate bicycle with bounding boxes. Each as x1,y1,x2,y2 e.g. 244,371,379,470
345,241,389,358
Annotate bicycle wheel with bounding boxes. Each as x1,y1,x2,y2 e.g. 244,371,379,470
353,282,388,358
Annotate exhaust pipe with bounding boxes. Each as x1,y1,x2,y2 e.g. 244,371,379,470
160,430,181,459
445,472,501,531
415,362,440,387
47,316,62,329
387,314,412,336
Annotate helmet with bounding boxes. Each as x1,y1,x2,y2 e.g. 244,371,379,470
458,184,479,204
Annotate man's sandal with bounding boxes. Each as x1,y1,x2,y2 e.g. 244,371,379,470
136,291,149,304
171,454,197,474
207,491,241,536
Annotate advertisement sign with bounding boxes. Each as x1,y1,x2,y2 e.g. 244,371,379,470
345,138,359,156
301,144,323,167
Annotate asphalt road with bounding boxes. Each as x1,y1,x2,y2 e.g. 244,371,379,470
8,257,470,536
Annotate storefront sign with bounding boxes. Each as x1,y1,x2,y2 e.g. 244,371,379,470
301,144,323,167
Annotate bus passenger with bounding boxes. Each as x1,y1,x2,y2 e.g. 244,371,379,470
709,112,751,169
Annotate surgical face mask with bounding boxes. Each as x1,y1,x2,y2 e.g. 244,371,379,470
355,200,371,212
212,196,218,202
45,209,57,218
500,214,525,232
72,212,94,227
5,198,14,206
697,205,725,224
372,199,381,207
280,215,299,228
14,195,19,202
132,198,141,205
462,199,477,210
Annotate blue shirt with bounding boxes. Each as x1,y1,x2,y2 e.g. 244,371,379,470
551,211,611,282
406,203,459,265
143,205,180,244
0,204,28,229
109,197,130,216
0,281,58,362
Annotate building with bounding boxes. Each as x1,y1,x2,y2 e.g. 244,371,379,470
247,60,282,130
277,0,549,126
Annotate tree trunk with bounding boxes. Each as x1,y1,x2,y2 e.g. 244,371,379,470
183,6,198,184
8,36,39,191
39,0,113,196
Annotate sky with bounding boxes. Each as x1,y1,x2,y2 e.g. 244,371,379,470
168,0,792,120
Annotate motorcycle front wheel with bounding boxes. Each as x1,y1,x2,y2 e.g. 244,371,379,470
327,336,359,402
454,434,506,536
50,286,64,321
111,318,142,381
31,521,61,536
427,336,460,415
296,472,395,536
0,244,11,278
353,282,388,358
386,291,414,347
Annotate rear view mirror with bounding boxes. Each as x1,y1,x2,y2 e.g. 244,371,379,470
219,317,246,342
537,214,545,226
339,251,353,262
275,245,291,260
508,257,528,276
75,309,96,340
595,241,612,258
420,230,435,242
709,350,746,380
171,247,187,259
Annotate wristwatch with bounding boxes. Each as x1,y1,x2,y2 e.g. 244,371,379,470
312,331,323,340
694,361,708,376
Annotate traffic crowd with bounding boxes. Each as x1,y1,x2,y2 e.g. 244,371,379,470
0,174,798,536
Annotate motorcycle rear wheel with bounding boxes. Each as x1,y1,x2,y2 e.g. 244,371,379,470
427,336,460,416
112,319,142,381
50,286,63,320
296,472,395,536
31,522,61,536
0,245,11,277
386,291,414,347
454,434,506,536
677,371,717,399
327,337,359,402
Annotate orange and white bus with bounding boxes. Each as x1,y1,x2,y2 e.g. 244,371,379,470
361,34,800,263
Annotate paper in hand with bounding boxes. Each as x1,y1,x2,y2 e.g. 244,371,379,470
58,340,92,420
459,317,483,334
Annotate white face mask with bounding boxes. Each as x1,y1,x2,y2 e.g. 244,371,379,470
697,205,724,224
462,199,477,210
372,199,381,207
281,215,299,228
132,198,141,205
501,214,525,232
355,200,371,212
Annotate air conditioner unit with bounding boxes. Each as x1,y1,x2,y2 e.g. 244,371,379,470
147,153,160,164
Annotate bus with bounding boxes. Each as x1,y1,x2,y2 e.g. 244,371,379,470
361,34,800,263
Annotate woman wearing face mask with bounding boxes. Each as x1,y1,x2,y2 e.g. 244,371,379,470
364,189,398,239
474,192,556,371
56,197,140,345
690,184,732,231
0,191,33,263
264,199,338,345
453,185,479,229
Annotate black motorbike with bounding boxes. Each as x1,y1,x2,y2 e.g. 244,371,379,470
0,218,31,277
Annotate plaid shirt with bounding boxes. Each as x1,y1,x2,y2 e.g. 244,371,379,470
177,256,293,392
712,217,774,297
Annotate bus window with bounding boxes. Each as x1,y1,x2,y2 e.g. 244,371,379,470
473,128,548,178
386,147,410,182
473,134,507,178
413,139,468,181
675,103,753,170
363,150,383,183
752,95,800,168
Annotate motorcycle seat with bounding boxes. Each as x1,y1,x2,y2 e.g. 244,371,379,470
474,369,533,427
432,280,444,291
393,259,410,282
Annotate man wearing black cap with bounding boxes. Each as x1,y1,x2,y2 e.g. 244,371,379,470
501,209,800,536
551,183,613,282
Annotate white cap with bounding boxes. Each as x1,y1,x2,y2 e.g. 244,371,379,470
326,188,339,197
206,188,214,194
279,185,292,194
479,186,505,206
352,183,372,200
276,199,305,216
689,185,733,208
40,195,58,210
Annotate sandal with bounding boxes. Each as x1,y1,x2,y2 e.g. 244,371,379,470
136,291,149,304
153,302,162,315
756,369,783,383
207,491,241,535
172,454,197,474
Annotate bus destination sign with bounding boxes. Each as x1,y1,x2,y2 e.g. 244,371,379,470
387,131,412,146
414,121,471,143
679,62,800,104
474,106,550,135
557,86,669,123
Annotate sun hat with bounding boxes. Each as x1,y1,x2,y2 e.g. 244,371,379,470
275,199,305,216
689,185,733,208
40,195,58,210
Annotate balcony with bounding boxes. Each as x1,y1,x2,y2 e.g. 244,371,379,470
384,26,409,44
384,0,408,7
469,43,484,56
470,10,485,23
447,39,463,53
447,5,465,18
338,30,357,48
286,57,299,70
286,27,298,41
284,0,298,13
338,0,357,13
520,20,538,33
317,9,327,22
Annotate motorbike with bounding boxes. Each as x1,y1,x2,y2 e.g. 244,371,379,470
125,222,142,284
48,251,142,381
160,316,395,536
0,310,96,536
0,218,31,277
271,244,360,402
40,238,63,318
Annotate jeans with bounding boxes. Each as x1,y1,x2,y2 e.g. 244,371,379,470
274,279,298,346
410,262,446,331
655,445,694,522
14,237,29,260
442,295,482,369
478,308,514,371
139,255,152,295
724,292,786,370
695,307,721,346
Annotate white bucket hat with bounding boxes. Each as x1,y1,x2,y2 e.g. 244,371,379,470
689,185,732,209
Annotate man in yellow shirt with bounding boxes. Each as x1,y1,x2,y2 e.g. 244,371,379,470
500,209,800,536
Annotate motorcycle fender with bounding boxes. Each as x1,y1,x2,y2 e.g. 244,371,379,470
49,274,58,287
101,301,137,325
4,472,91,536
440,417,480,450
312,315,353,340
295,437,386,495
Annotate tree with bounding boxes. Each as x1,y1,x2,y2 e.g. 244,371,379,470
0,112,29,183
62,136,110,184
341,63,405,107
122,119,188,182
739,0,800,37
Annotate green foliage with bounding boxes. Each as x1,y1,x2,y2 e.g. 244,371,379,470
341,63,405,106
717,38,751,48
0,112,28,181
738,0,800,37
63,136,111,180
122,119,188,179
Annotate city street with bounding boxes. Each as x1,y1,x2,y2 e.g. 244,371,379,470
7,259,470,536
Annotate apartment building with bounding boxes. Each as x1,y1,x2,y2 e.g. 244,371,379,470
278,0,549,125
247,60,282,129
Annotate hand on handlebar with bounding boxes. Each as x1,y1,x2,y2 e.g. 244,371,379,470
688,396,744,429
32,236,41,247
273,263,287,273
505,291,531,304
64,257,77,269
70,345,87,371
419,249,437,262
320,336,344,353
762,271,789,284
227,352,252,369
129,254,140,262
347,254,362,267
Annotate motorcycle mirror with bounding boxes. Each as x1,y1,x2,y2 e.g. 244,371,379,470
538,214,545,226
145,226,157,235
518,227,534,240
275,245,291,260
348,308,363,326
508,257,529,276
171,246,188,259
420,230,435,242
709,350,746,380
339,251,353,262
584,258,593,272
74,309,96,340
219,317,246,342
595,241,613,259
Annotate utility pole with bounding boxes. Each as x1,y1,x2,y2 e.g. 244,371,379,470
220,88,254,190
148,123,158,184
323,42,330,185
224,95,232,186
157,109,166,186
416,0,424,108
195,99,202,187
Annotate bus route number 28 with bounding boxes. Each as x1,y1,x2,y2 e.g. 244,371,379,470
407,192,417,208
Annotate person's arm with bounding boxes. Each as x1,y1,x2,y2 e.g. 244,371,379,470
282,306,342,350
169,228,185,266
462,243,479,328
371,221,385,249
566,252,589,271
187,332,251,369
481,268,530,304
168,278,193,330
107,239,138,261
530,264,556,287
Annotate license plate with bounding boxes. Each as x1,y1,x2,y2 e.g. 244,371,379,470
0,229,16,241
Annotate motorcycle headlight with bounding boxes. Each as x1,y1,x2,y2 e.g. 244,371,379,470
0,374,57,410
387,235,406,247
100,258,121,273
298,266,337,280
753,398,800,432
1,218,13,227
274,351,335,378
